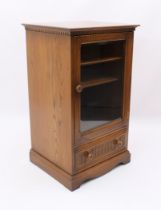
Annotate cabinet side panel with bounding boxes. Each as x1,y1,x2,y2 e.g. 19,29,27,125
123,32,134,120
26,31,73,173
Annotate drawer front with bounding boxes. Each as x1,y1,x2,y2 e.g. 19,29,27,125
75,132,127,171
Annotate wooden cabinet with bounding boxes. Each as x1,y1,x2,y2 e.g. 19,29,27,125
24,22,138,190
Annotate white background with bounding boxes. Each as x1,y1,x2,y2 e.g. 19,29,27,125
0,0,161,209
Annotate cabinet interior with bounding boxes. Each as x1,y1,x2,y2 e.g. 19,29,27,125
80,40,125,132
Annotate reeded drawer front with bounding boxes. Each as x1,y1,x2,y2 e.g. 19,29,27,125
75,133,127,171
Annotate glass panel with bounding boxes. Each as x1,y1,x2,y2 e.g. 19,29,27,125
80,40,125,132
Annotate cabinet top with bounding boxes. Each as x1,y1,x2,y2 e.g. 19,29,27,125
23,21,139,36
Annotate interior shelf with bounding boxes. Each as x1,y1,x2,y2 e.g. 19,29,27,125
80,40,125,132
81,76,118,89
81,56,123,66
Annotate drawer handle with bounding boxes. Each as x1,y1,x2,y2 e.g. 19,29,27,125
76,84,83,93
114,138,123,146
84,151,93,159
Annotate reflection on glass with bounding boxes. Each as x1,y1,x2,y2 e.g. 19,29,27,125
80,40,125,132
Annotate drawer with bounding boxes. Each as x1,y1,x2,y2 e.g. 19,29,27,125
75,132,127,171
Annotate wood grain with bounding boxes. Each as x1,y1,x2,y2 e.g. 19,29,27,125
30,149,130,191
73,32,133,145
75,133,127,171
26,30,73,174
81,56,122,66
24,22,138,190
23,22,138,36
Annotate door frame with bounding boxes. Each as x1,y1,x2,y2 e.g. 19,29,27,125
71,32,134,146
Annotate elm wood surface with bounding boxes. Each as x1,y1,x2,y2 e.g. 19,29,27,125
76,77,118,92
24,21,139,35
26,30,73,174
24,22,138,190
81,56,123,66
73,32,134,142
75,130,128,172
30,149,130,191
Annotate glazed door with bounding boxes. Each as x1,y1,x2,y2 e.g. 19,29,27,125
72,32,134,144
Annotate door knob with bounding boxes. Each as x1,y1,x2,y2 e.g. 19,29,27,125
76,84,83,93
